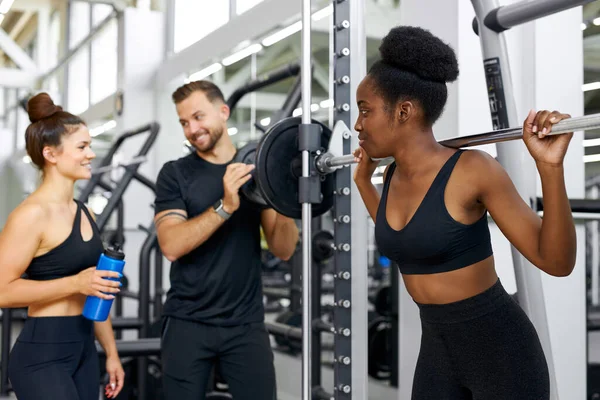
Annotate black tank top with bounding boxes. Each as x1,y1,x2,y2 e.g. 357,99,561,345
25,199,105,281
375,150,493,275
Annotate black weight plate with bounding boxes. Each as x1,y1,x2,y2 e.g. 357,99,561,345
368,316,392,380
255,117,334,219
233,141,269,208
374,286,391,317
312,230,334,263
274,310,302,351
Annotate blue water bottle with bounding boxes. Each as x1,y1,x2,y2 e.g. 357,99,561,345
82,247,125,321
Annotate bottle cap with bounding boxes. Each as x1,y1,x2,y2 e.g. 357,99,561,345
104,247,125,260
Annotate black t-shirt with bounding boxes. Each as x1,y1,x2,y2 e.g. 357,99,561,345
154,152,264,326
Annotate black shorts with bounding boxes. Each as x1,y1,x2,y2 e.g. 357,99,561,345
412,279,550,400
161,316,276,400
8,315,99,400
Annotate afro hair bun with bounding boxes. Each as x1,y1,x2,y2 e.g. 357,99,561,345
379,26,459,83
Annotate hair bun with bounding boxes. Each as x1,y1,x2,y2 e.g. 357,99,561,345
379,26,459,83
27,92,61,123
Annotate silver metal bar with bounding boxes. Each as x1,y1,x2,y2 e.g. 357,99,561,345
472,0,557,398
301,0,312,398
319,112,600,172
537,211,600,221
590,186,600,306
350,0,369,397
489,0,594,31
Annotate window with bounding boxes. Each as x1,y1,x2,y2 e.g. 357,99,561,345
236,0,263,15
69,1,91,49
16,89,30,148
90,18,118,104
48,11,60,68
68,48,90,115
173,0,229,53
92,3,113,24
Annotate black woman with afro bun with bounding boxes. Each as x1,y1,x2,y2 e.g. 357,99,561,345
353,26,575,400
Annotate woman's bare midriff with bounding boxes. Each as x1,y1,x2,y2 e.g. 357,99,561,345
27,294,86,317
402,256,498,304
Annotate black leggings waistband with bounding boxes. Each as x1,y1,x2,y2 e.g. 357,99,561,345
415,279,513,324
17,315,94,343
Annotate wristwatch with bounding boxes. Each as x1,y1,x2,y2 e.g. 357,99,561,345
213,199,232,220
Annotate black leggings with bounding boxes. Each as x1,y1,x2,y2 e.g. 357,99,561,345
8,315,99,400
412,279,550,400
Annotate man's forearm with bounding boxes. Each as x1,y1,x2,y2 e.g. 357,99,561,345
158,208,226,261
269,216,298,260
94,317,118,359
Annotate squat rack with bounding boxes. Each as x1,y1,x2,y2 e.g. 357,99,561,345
296,0,368,398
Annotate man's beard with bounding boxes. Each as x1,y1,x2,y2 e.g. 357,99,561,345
190,126,223,153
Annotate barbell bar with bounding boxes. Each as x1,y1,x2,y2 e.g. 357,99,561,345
235,113,600,219
315,112,600,174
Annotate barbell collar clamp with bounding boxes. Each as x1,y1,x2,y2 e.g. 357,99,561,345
299,123,322,152
298,176,323,204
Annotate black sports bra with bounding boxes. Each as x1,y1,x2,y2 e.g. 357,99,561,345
374,150,493,275
25,200,105,281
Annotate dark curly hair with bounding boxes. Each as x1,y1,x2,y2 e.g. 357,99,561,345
368,26,459,125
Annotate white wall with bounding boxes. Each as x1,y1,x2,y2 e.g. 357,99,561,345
398,1,586,399
107,8,165,339
532,7,586,400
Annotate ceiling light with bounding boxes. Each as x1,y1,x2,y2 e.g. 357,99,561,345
0,0,15,15
222,44,262,66
90,120,117,137
584,154,600,163
262,21,302,47
583,82,600,92
228,127,238,136
189,63,222,81
312,4,333,21
584,138,600,147
319,99,334,108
